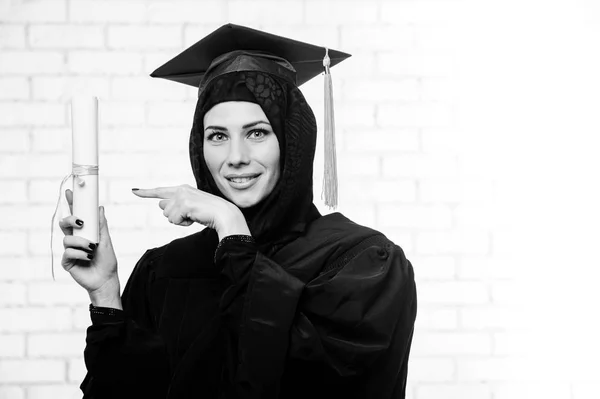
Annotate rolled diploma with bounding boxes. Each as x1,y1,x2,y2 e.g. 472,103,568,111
71,96,99,243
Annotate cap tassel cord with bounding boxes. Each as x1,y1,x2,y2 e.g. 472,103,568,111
322,48,338,209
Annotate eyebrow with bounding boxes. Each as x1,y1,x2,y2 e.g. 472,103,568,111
204,120,271,132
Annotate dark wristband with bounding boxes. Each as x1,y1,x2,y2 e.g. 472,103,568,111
89,304,124,324
214,235,256,263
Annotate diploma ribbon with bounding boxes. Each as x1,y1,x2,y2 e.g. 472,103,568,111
50,163,99,280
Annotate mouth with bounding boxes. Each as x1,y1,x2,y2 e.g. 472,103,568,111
224,173,261,188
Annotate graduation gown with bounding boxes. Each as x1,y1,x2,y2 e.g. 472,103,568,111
80,212,417,399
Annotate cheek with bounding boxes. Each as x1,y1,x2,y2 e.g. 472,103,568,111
203,146,222,176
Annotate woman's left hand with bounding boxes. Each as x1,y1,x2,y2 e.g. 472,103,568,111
132,184,251,239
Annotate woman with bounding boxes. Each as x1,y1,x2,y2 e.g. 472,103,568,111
60,24,417,399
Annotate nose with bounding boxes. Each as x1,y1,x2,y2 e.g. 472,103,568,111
226,137,250,167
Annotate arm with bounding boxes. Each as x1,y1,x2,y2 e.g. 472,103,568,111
80,250,170,399
216,236,417,398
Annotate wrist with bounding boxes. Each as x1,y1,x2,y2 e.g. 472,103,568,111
88,278,122,310
217,204,251,240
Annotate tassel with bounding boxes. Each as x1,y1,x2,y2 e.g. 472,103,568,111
322,48,338,209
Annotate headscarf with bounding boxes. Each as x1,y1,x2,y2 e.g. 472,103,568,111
189,70,319,247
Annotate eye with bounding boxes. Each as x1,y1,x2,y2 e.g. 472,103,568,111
206,131,228,142
248,128,269,140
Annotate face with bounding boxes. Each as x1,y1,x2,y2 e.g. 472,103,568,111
203,101,281,208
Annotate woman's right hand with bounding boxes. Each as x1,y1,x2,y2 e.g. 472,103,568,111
60,189,122,309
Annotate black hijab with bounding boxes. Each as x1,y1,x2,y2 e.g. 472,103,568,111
189,70,320,247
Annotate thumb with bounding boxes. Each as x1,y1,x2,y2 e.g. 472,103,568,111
98,206,111,244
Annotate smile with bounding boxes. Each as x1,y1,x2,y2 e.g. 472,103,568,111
225,174,260,189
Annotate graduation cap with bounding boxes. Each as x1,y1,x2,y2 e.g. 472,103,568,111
151,23,351,208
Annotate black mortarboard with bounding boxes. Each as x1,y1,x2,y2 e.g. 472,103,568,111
150,23,351,90
151,23,349,209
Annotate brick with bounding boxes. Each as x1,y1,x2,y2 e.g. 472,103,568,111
383,154,458,179
455,205,514,229
340,25,413,51
0,77,29,100
413,332,492,355
377,204,453,229
68,51,143,75
341,179,416,203
0,103,66,127
30,127,70,153
107,25,181,50
260,24,339,49
0,232,27,256
0,51,65,74
0,128,29,152
147,1,225,23
29,25,104,49
409,358,454,382
420,178,494,203
330,50,376,78
457,358,548,382
0,387,24,399
414,307,457,330
0,334,25,357
335,103,376,128
147,100,197,127
0,180,27,204
27,385,82,399
0,256,58,281
410,255,455,279
418,281,489,304
344,129,420,153
0,359,64,383
228,1,303,24
383,231,413,253
493,383,571,398
28,282,89,306
491,281,524,305
32,76,110,101
460,306,522,330
305,0,378,23
421,128,461,154
70,0,146,23
417,384,491,399
73,306,91,330
99,101,146,126
381,1,464,24
493,331,547,356
337,155,380,178
100,127,187,153
0,0,67,22
342,78,420,102
458,257,516,280
28,332,85,356
0,282,26,305
416,230,490,255
104,204,149,229
0,25,26,48
378,103,453,128
67,357,87,383
0,205,60,229
422,77,459,101
0,307,71,332
111,76,187,101
414,24,461,51
377,51,456,78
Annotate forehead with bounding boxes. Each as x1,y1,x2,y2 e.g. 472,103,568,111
203,101,268,126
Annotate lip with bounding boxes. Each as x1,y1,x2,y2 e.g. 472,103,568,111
224,173,260,190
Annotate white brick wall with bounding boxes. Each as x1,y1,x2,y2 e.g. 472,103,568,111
1,0,598,397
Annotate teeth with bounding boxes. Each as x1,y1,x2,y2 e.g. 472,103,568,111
229,176,255,183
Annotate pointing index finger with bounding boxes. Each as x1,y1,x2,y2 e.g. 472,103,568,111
132,187,177,199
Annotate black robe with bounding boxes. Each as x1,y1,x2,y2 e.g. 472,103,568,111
81,212,417,399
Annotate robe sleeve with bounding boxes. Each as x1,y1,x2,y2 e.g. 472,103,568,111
216,236,417,398
80,250,171,399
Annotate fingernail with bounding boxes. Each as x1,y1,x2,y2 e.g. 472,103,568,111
76,219,84,226
87,253,94,260
131,188,139,191
89,243,97,250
